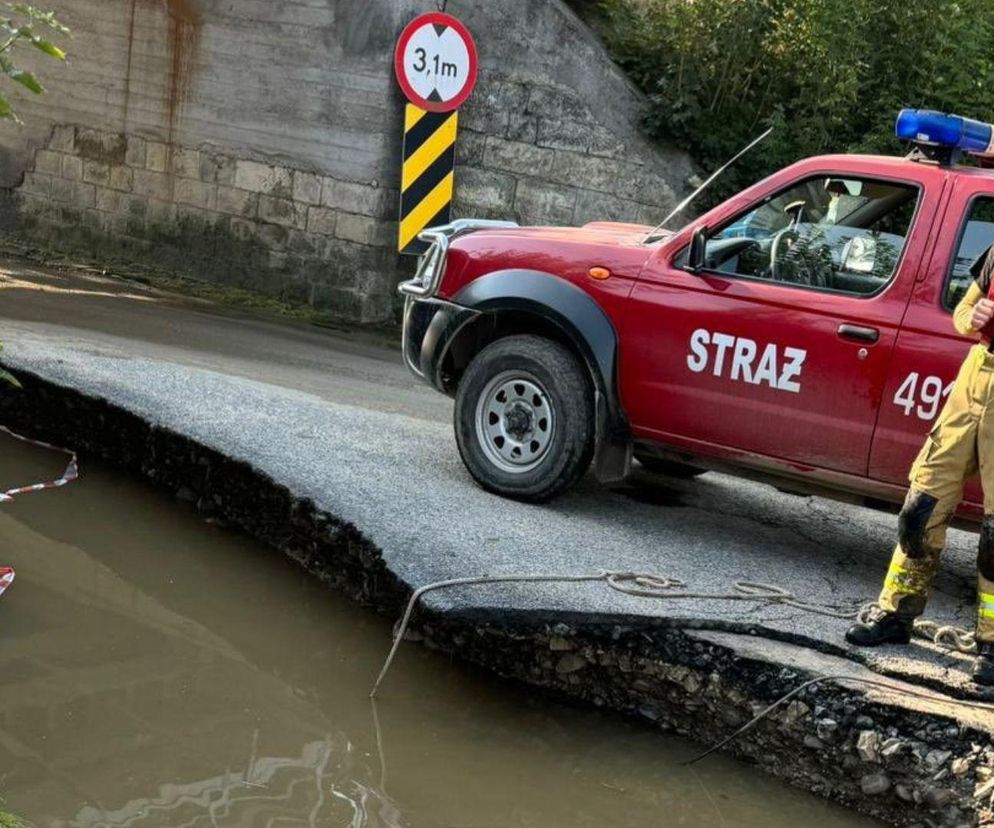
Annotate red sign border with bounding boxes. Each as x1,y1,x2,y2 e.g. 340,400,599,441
394,12,478,114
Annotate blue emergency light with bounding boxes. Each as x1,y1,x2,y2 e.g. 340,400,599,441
896,109,994,160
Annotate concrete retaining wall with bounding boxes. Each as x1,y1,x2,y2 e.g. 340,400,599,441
0,0,693,323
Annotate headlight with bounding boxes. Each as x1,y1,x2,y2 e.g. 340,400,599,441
397,219,519,298
414,242,441,290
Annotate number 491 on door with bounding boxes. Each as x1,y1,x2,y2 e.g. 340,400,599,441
893,372,953,421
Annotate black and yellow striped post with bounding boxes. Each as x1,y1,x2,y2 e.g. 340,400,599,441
398,103,458,255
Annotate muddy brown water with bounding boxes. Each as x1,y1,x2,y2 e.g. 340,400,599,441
0,435,878,827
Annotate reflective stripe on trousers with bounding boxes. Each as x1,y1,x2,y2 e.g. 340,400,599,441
980,590,994,620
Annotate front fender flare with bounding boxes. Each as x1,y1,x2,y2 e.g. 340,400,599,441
454,269,631,483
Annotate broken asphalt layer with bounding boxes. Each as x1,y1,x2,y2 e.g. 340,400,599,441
0,261,991,826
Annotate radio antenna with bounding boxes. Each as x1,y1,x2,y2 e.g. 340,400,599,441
643,127,773,243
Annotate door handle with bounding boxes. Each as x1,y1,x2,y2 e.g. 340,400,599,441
838,323,879,343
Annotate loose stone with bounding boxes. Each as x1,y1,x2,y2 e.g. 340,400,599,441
974,777,994,801
861,773,891,796
782,700,810,728
815,718,839,744
881,738,907,759
925,750,953,772
949,758,971,776
555,653,587,674
922,786,954,810
857,731,882,764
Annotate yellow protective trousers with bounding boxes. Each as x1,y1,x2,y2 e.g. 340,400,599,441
879,344,994,643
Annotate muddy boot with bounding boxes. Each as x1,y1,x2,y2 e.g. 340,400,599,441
974,643,994,687
845,610,914,647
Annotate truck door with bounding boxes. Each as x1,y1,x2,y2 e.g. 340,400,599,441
869,179,994,514
623,165,941,476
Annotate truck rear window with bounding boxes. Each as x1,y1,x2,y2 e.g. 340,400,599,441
944,197,994,310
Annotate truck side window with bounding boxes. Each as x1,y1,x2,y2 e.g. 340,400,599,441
943,197,994,310
702,176,920,296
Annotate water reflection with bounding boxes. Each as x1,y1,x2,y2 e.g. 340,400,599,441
70,736,402,828
0,436,876,828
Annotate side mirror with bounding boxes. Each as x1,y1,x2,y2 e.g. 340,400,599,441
688,225,708,272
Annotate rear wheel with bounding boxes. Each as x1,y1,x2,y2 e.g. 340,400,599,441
454,335,594,502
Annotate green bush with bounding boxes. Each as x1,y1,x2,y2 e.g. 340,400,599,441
594,0,994,200
0,802,22,828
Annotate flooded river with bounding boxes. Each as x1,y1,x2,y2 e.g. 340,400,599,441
0,434,878,828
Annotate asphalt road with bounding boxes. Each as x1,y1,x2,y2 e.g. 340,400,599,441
0,259,985,698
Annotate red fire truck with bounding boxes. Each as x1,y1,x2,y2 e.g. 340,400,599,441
400,111,994,513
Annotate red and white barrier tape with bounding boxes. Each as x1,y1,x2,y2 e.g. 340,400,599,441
0,424,80,600
0,424,79,502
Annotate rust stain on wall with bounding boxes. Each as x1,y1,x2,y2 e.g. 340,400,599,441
122,0,203,142
162,0,202,140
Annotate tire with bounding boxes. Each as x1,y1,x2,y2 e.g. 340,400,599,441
635,454,707,479
454,335,595,502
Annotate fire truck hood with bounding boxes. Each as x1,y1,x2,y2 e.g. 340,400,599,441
481,221,660,246
441,221,663,296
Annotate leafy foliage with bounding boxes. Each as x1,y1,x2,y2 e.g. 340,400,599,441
0,2,67,122
0,6,66,391
593,0,994,201
0,800,22,828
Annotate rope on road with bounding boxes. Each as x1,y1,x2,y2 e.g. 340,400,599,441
606,573,860,619
370,570,865,697
608,579,978,653
914,619,977,654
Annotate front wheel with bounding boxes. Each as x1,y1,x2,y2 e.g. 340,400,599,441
454,335,594,502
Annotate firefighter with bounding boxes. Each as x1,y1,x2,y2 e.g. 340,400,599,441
846,246,994,686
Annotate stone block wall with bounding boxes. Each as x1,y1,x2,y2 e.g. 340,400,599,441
452,80,686,228
0,0,694,324
17,125,400,321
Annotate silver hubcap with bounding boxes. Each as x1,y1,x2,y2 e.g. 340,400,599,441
475,371,555,474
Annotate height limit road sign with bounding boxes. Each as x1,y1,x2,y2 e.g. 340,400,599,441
394,12,478,254
395,12,478,113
